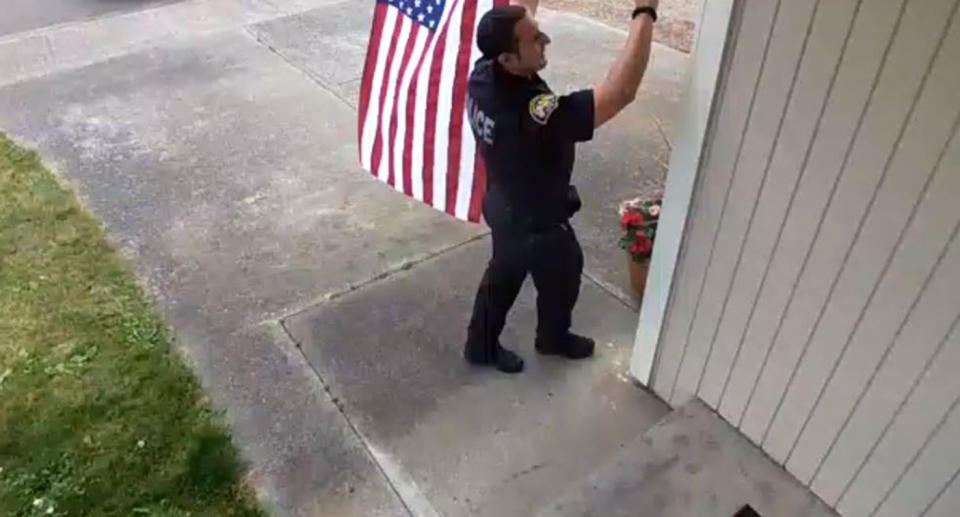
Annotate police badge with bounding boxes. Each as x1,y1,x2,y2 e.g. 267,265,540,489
529,93,559,125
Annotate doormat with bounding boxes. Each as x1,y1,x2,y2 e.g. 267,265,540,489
733,505,762,517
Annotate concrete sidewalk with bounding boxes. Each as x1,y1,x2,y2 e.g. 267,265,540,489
540,400,836,517
0,1,688,515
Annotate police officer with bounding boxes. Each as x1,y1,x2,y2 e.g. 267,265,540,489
464,0,659,373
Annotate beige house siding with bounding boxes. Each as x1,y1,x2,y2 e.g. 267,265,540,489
650,0,960,515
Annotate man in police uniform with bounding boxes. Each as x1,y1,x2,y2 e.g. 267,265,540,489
464,0,659,373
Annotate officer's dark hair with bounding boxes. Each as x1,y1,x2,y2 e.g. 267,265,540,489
476,6,526,59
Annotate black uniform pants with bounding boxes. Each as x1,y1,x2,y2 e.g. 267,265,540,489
466,221,584,359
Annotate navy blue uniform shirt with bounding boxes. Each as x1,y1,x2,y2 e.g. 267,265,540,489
466,58,595,230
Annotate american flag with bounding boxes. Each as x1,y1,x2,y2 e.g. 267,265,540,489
358,0,506,223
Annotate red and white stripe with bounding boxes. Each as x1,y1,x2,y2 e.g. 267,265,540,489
358,0,503,223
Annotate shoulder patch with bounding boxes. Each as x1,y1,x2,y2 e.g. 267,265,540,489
529,93,559,125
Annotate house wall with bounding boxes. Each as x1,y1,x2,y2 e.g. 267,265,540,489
648,0,960,515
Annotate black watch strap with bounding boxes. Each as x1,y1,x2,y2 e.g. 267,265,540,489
632,6,658,22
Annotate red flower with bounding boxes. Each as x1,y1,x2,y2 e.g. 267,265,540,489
639,237,653,254
633,234,653,255
621,211,645,229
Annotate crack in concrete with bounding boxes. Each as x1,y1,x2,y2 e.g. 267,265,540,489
275,320,431,517
242,24,357,110
265,228,636,327
583,270,640,312
267,231,490,324
652,114,673,155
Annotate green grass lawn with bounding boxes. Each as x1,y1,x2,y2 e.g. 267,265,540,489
0,134,264,517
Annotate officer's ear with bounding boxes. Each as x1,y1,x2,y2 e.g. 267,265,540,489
497,52,518,69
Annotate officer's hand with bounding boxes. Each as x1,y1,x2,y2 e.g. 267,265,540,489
635,0,659,10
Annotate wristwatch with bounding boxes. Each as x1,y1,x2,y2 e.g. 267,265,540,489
632,6,658,22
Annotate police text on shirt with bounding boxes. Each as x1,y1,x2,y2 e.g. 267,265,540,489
467,95,495,145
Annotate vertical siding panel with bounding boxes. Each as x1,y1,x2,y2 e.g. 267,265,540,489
737,0,907,444
873,402,960,517
837,324,960,516
652,0,779,401
781,9,960,484
683,0,818,409
652,227,692,394
715,0,862,424
762,0,957,465
923,469,960,517
638,0,743,386
811,226,960,503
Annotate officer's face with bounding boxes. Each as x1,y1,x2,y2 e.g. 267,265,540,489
510,14,550,74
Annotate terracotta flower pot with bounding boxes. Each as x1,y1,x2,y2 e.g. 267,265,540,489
628,255,650,297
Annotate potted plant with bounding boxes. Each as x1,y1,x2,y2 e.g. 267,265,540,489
619,197,661,297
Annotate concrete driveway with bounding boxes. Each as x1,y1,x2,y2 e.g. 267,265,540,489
0,0,181,36
0,1,687,514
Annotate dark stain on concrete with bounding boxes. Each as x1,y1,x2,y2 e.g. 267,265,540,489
652,492,669,512
507,462,549,482
641,454,680,483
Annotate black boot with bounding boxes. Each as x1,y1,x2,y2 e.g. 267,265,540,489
535,332,595,360
464,340,525,374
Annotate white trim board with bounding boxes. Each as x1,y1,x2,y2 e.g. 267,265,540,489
631,0,744,385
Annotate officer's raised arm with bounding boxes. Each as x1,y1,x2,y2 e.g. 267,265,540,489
510,0,539,17
593,0,658,128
